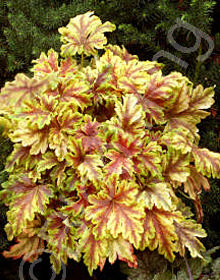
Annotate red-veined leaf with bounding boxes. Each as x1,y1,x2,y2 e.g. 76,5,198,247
85,176,144,248
174,219,207,258
59,11,116,57
192,145,220,178
140,207,179,262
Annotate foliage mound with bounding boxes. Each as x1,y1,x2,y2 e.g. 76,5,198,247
0,11,220,276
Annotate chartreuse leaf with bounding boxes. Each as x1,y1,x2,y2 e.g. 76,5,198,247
174,219,207,258
138,182,173,211
5,175,52,235
192,145,220,178
3,217,44,262
105,131,140,176
140,207,179,262
0,73,48,110
15,94,58,129
183,166,210,200
85,175,145,249
114,94,146,137
66,138,103,183
10,121,49,155
41,211,81,274
133,141,162,177
163,148,190,184
31,48,59,75
106,233,138,268
59,11,116,57
189,84,215,110
79,225,107,276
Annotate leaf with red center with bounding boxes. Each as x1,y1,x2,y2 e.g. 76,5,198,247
59,11,116,57
15,94,58,129
6,175,52,235
174,219,207,258
49,109,82,160
105,44,138,63
66,139,103,183
63,183,96,216
39,211,81,274
119,72,178,124
59,78,91,110
164,83,213,140
10,122,49,155
37,151,67,186
133,141,162,177
3,219,44,262
89,65,112,103
140,207,179,262
0,74,48,110
80,225,107,276
44,212,79,255
75,115,103,152
85,176,144,248
105,132,140,176
183,166,210,200
106,233,138,268
163,148,190,184
31,49,59,75
5,144,41,172
59,57,78,76
192,145,220,178
138,182,173,211
114,94,145,137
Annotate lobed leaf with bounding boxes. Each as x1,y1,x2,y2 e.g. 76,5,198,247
59,11,116,57
85,176,145,248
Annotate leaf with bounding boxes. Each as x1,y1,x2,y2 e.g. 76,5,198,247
59,78,91,110
80,225,107,276
138,182,173,211
75,115,104,153
174,219,207,258
37,151,67,186
164,82,211,140
66,139,103,183
183,166,210,200
49,109,82,160
10,122,49,155
192,146,220,178
105,132,140,176
59,11,116,57
31,49,59,75
6,175,52,235
77,154,103,183
85,176,144,248
15,94,58,129
189,85,215,110
3,217,44,262
0,73,47,109
160,128,193,154
133,141,162,177
140,207,179,262
114,94,145,137
106,234,138,268
163,148,190,184
44,212,80,261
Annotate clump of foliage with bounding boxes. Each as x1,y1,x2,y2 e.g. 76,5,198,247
121,246,220,280
0,11,220,277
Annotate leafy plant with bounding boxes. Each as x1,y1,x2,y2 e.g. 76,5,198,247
121,246,220,280
0,11,220,277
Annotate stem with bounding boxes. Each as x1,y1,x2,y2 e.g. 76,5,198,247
81,52,84,68
184,256,193,280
